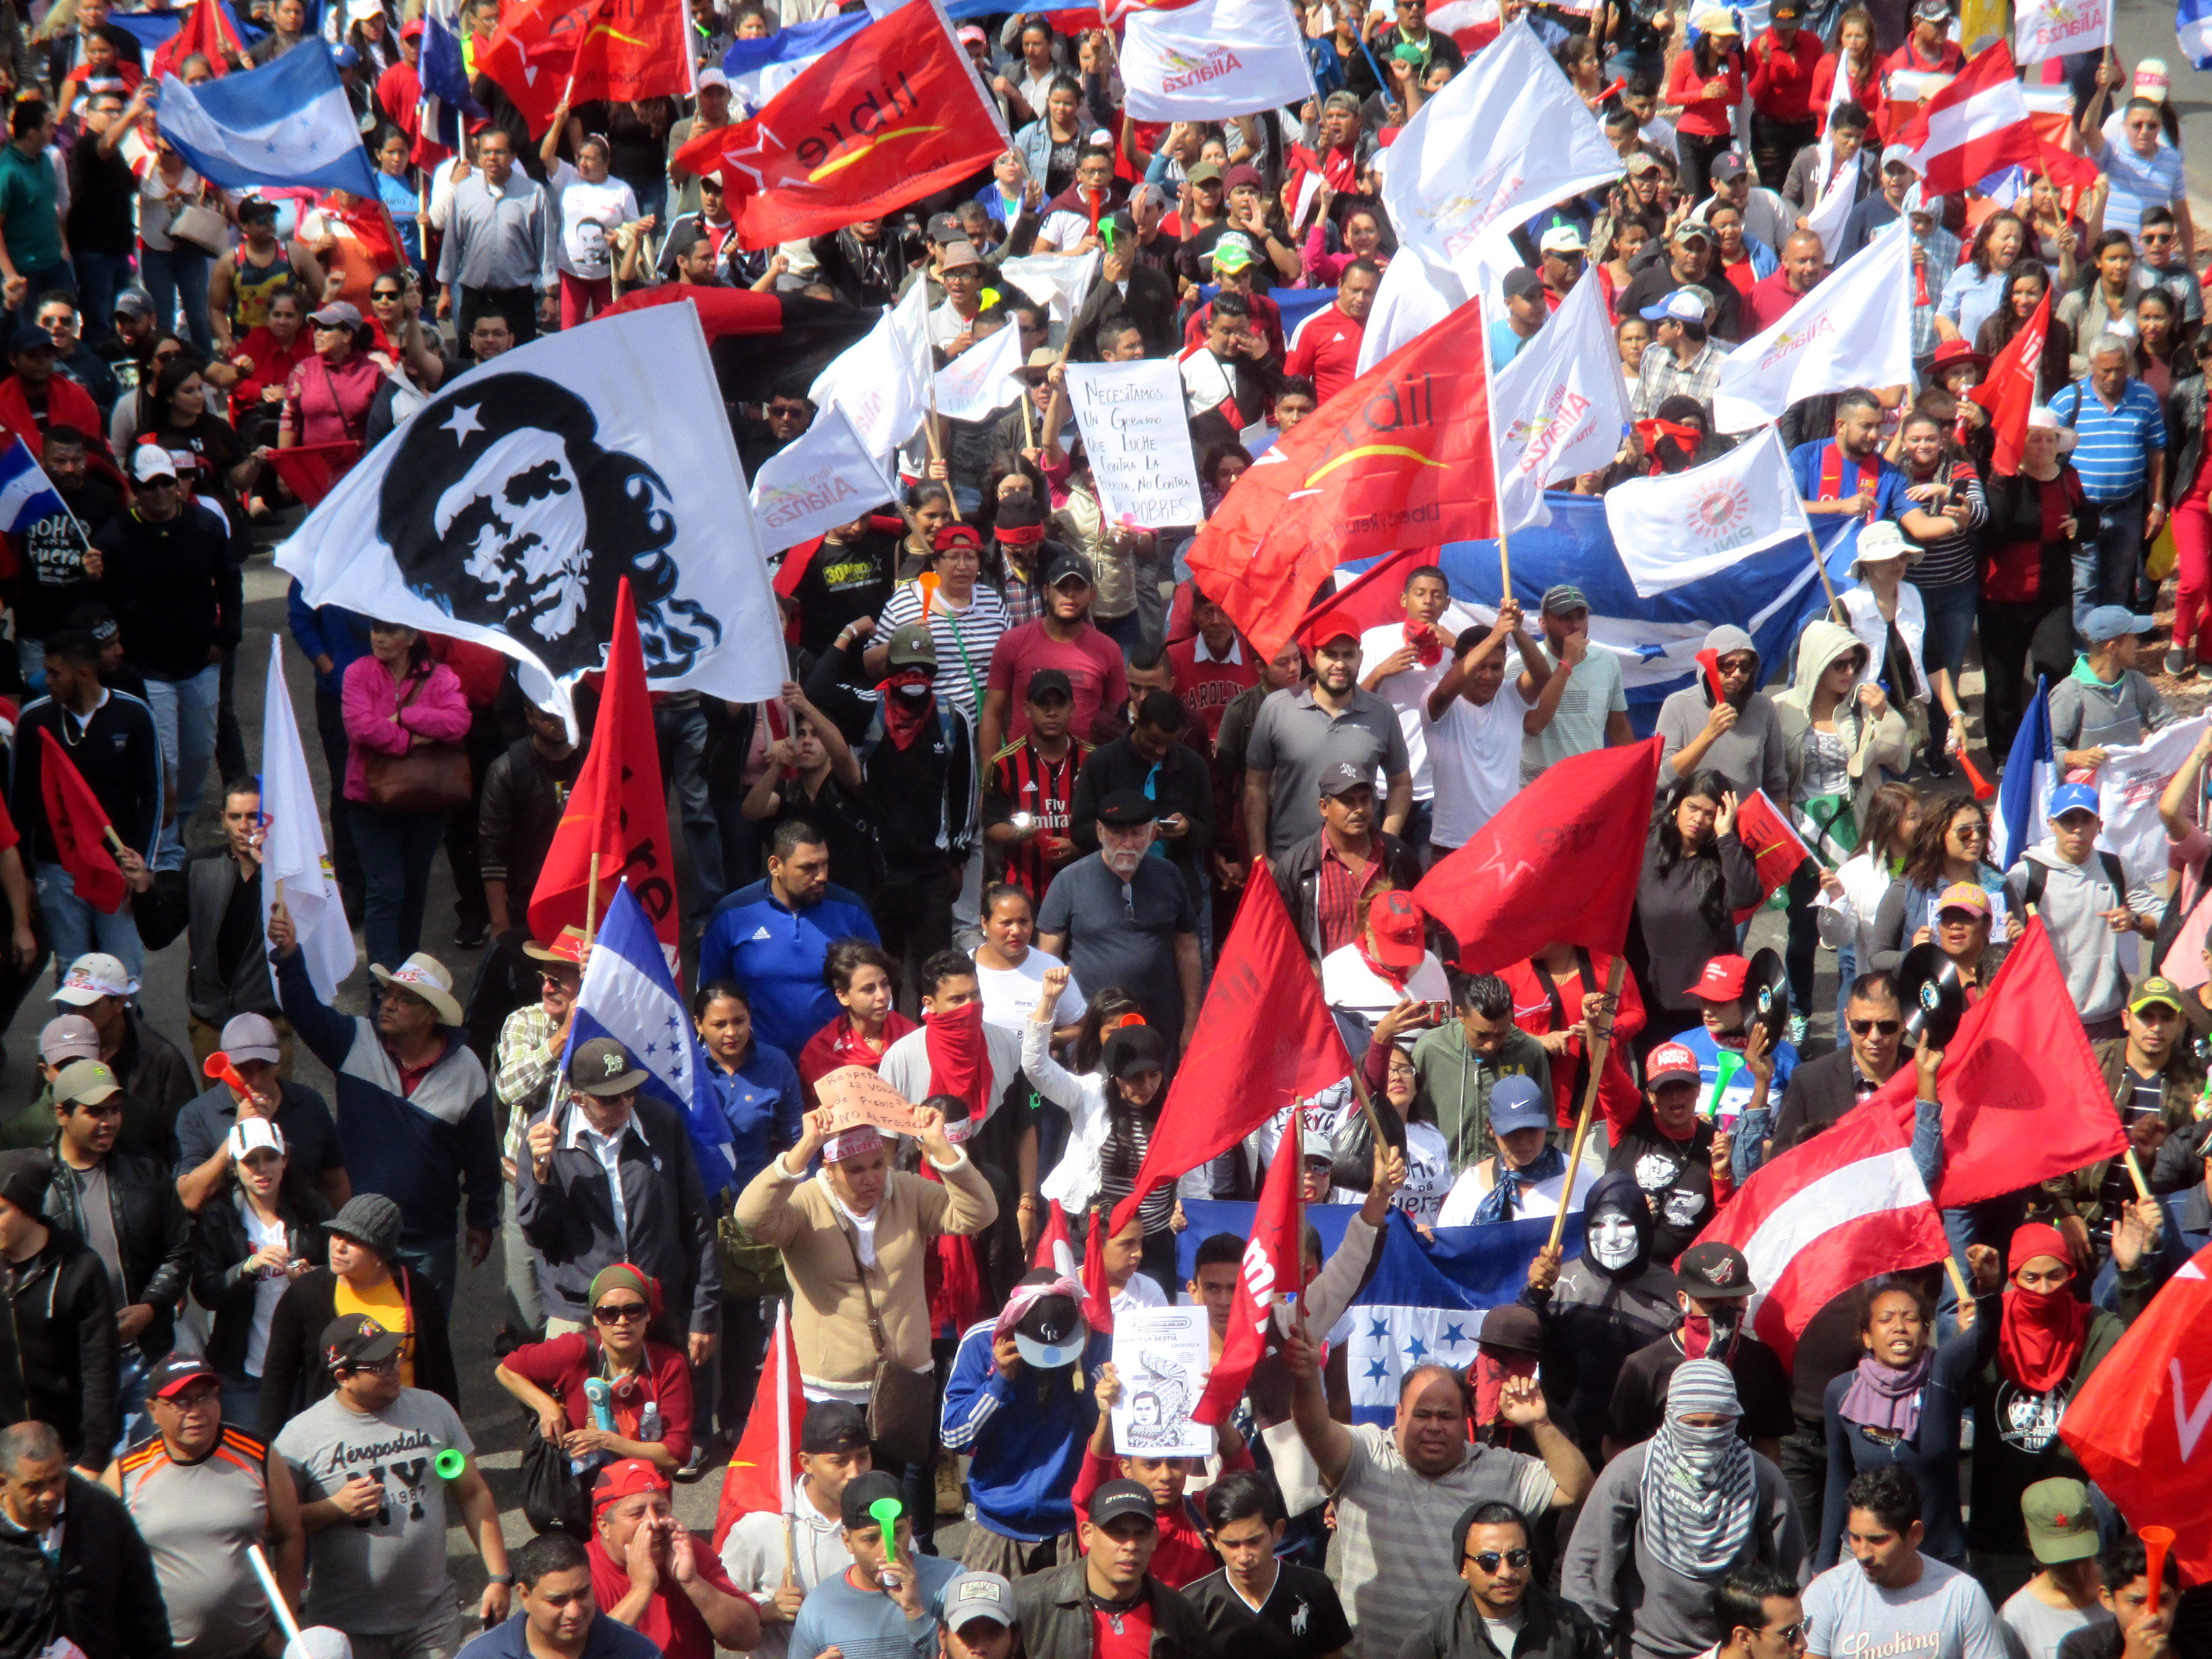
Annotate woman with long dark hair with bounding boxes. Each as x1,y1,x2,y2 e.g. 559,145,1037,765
2131,286,2183,396
1664,15,1744,199
1974,259,2075,402
1628,771,1762,1054
141,356,266,544
189,1119,332,1428
2055,230,2140,374
1936,211,2026,345
1815,781,1919,1025
795,939,917,1103
1868,791,2005,971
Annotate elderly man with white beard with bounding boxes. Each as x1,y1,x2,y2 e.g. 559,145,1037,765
1036,790,1202,1052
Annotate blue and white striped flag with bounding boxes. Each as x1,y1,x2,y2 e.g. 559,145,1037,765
1993,674,2055,871
572,881,737,1197
721,13,868,115
0,438,66,537
416,0,483,157
156,42,380,198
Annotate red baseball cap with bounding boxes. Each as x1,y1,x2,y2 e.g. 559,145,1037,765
592,1458,672,1510
1646,1042,1701,1085
1307,610,1361,649
1368,890,1425,970
1685,954,1751,1000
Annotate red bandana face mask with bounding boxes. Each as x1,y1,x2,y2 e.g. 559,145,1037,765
875,670,934,749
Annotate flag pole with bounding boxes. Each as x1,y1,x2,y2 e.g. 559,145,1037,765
583,852,602,944
1546,956,1628,1255
924,373,962,523
1474,291,1513,599
774,1300,796,1580
1805,528,1845,621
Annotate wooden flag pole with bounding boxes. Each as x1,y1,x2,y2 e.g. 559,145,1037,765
1943,1253,1973,1307
1805,529,1846,621
1547,956,1630,1254
582,853,602,945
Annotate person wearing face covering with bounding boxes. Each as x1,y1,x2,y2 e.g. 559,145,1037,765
1561,1359,1807,1659
1520,1168,1681,1467
1929,1225,2124,1604
1654,625,1790,802
1607,1242,1794,1462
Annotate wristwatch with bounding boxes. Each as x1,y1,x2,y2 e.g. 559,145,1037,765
487,1574,514,1586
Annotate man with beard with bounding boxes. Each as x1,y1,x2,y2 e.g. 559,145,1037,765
1521,1168,1681,1467
1037,791,1200,1051
1654,625,1790,802
1607,1242,1793,1460
1246,614,1412,867
1607,1041,1732,1265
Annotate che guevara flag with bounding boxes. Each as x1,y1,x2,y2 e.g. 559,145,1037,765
476,0,691,138
527,578,680,960
38,729,128,915
672,0,1011,250
1185,293,1494,663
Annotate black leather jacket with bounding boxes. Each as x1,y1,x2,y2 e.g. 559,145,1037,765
41,1145,192,1355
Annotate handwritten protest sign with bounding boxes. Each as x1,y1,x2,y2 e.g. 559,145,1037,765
815,1065,924,1138
1065,359,1206,531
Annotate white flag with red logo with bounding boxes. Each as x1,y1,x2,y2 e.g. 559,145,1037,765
1120,0,1313,121
1711,220,1914,434
1689,1093,1950,1366
2013,0,2110,63
1895,42,2041,192
1603,426,1812,598
1491,272,1630,532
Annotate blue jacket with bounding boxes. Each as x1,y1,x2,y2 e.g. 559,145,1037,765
703,1039,804,1187
939,1320,1111,1542
275,948,500,1246
285,581,374,697
1675,1024,1799,1184
697,880,880,1059
457,1612,660,1659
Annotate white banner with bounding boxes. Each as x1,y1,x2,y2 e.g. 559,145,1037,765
932,314,1025,423
748,405,894,555
1355,249,1465,372
1109,1307,1214,1456
1604,426,1814,597
2014,0,2110,62
809,276,931,462
999,249,1102,336
275,304,786,725
1064,358,1206,529
2097,715,2208,888
1711,222,1914,434
1491,273,1631,532
1120,0,1313,121
260,637,356,1001
1803,159,1859,261
1380,20,1620,284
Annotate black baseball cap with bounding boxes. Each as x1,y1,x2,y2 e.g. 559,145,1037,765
1095,790,1155,828
1319,760,1373,798
321,1313,406,1371
800,1400,869,1454
146,1353,220,1400
1042,548,1093,588
1675,1241,1756,1298
1025,667,1073,703
1090,1479,1159,1528
840,1470,906,1531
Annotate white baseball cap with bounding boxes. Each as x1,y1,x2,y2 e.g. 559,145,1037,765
53,952,138,1004
228,1117,285,1160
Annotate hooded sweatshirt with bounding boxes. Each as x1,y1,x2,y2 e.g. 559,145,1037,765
1522,1170,1680,1462
2001,847,2159,1024
1770,619,1912,846
1652,626,1790,803
2047,658,2171,757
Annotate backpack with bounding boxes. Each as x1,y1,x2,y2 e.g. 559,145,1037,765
2020,849,2127,912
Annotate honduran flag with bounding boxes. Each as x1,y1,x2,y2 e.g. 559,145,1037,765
2181,0,2212,69
721,12,868,115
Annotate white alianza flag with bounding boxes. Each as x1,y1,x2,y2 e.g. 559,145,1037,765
2095,715,2208,887
1380,20,1620,283
260,638,356,1001
999,249,1102,334
932,316,1025,422
1355,249,1464,372
749,405,894,556
1803,161,1859,262
1120,0,1313,121
1711,222,1914,434
276,304,787,726
811,277,932,463
1605,426,1814,598
2014,0,2109,63
1491,273,1630,532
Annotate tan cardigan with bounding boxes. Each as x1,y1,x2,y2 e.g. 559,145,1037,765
735,1151,998,1387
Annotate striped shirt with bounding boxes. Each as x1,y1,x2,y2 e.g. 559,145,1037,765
1900,459,1988,590
983,737,1090,903
121,1425,276,1659
2048,375,2167,501
877,581,1008,718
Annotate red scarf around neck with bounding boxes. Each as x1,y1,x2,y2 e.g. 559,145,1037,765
922,1002,989,1335
1355,936,1414,993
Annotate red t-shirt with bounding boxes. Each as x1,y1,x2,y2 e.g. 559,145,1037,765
497,1330,696,1464
587,1534,742,1659
1742,267,1811,335
1284,304,1365,406
987,620,1130,747
1093,1599,1155,1659
1164,636,1258,745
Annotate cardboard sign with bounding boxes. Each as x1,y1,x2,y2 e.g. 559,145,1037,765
1064,359,1206,531
815,1065,924,1139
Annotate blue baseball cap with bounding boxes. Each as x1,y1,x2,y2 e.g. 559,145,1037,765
2047,783,2100,821
1488,1075,1552,1135
1640,287,1712,324
2081,605,2156,644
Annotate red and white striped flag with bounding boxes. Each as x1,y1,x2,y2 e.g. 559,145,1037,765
1894,43,2040,196
1691,1099,1949,1367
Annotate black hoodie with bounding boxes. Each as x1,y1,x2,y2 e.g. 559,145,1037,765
0,1223,119,1465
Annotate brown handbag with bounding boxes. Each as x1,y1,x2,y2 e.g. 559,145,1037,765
838,1220,937,1467
361,671,474,814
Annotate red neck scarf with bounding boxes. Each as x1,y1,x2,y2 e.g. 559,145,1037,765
823,1011,916,1072
1404,620,1443,667
921,1001,989,1336
876,672,933,749
1355,935,1413,992
1996,1223,2088,1393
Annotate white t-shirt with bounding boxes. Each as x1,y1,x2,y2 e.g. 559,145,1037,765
1999,1586,2110,1659
1429,680,1536,849
1436,1158,1599,1226
547,162,640,281
1804,1556,2013,1659
978,949,1087,1033
1393,1120,1454,1227
1357,611,1477,801
1318,945,1452,1029
1112,1272,1168,1316
243,1206,289,1378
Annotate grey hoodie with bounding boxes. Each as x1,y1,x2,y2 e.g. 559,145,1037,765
2002,844,2161,1023
1654,625,1790,803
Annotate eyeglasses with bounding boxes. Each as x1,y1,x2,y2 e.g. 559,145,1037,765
1848,1019,1902,1036
1949,823,1984,840
594,1301,649,1324
1463,1549,1532,1571
540,970,579,989
1766,1623,1807,1645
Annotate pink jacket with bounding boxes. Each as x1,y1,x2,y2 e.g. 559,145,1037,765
340,655,472,805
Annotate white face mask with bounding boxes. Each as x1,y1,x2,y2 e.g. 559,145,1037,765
1589,1210,1639,1271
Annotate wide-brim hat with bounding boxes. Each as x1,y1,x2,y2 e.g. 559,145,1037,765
369,954,464,1026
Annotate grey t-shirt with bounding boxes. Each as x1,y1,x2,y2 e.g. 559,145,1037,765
1999,1586,2111,1659
1037,854,1197,1045
786,1555,961,1659
1518,645,1629,783
274,1387,475,1635
1244,686,1411,860
1805,1555,2013,1659
74,1162,126,1300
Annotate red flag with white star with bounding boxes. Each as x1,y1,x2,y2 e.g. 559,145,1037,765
669,0,1010,250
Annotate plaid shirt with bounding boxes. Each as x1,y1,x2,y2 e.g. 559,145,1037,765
997,567,1046,630
494,1001,562,1166
1633,339,1731,419
1910,223,1961,363
1314,830,1390,957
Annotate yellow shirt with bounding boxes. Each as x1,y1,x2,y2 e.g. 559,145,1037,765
334,1275,417,1388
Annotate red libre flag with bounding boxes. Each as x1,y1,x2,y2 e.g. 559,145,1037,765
1969,289,2049,476
1192,1109,1305,1425
528,577,678,958
1187,296,1495,664
1107,871,1353,1232
711,1303,803,1551
1862,918,2125,1209
477,0,690,137
1731,790,1817,922
37,728,126,915
150,0,246,79
1416,738,1661,975
672,0,1010,251
2061,1237,2212,1585
263,441,360,506
1892,43,2040,197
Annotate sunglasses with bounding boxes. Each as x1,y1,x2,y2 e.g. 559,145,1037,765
1465,1549,1532,1571
1767,1624,1807,1645
349,1358,400,1376
594,1301,650,1324
1848,1019,1902,1036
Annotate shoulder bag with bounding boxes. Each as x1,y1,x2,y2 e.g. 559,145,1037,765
838,1218,936,1467
361,670,474,814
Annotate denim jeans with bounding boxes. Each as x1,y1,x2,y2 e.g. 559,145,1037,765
653,700,724,912
140,244,213,354
350,800,449,972
115,1346,153,1457
142,665,221,872
37,861,144,981
70,249,133,342
2074,489,2146,637
1912,578,1978,760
